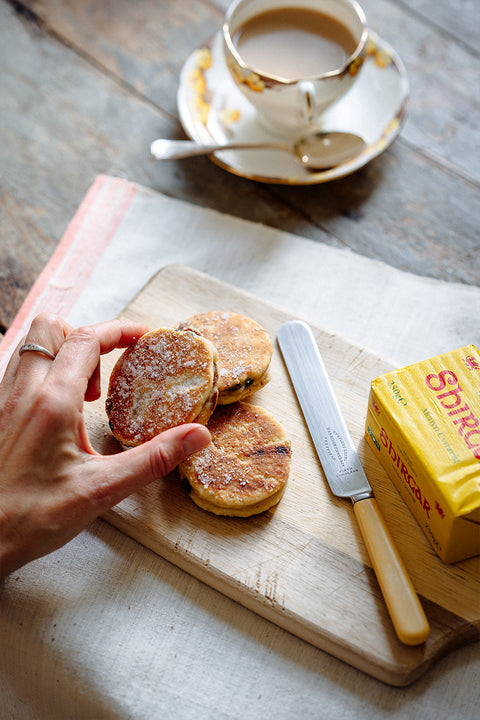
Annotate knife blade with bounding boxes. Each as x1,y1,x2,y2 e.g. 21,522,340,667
277,320,430,645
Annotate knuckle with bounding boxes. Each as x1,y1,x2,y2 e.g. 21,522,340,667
64,326,100,360
149,442,180,479
32,384,72,425
27,313,72,354
30,312,65,335
67,325,98,346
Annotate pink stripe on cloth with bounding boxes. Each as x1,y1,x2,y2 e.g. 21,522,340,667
0,175,138,379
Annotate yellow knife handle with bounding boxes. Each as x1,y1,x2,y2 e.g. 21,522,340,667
353,497,430,645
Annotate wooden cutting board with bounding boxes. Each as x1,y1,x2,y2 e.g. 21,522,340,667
85,265,479,687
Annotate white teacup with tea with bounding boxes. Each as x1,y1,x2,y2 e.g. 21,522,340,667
223,0,368,136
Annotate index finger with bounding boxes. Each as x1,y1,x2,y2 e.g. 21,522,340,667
51,319,149,402
86,319,149,400
91,319,149,355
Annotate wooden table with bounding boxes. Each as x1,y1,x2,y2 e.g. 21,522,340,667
1,0,479,339
1,1,480,716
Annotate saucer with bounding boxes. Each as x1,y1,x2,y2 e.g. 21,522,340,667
177,31,409,185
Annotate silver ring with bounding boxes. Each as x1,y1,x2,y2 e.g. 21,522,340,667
19,343,56,361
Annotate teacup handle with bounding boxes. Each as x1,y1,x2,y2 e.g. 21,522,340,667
299,81,318,128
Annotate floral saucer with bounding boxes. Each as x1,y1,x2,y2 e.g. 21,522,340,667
177,31,409,185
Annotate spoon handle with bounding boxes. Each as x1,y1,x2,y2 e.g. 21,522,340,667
151,138,289,160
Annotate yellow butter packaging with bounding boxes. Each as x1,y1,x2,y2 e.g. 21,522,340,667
365,345,480,563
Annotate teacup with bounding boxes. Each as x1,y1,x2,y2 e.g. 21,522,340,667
223,0,368,136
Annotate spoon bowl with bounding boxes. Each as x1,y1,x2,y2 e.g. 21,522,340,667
151,131,366,171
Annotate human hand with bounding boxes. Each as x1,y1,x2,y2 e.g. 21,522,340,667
0,313,210,578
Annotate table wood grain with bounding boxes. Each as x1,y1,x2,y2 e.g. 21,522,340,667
1,2,479,715
1,0,479,337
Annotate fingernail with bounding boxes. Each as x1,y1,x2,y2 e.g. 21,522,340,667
182,426,210,456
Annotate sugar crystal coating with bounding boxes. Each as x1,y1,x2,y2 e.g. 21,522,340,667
106,327,218,446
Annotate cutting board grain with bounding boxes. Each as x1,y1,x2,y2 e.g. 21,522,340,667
85,265,479,686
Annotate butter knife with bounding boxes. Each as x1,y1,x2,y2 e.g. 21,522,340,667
277,320,430,645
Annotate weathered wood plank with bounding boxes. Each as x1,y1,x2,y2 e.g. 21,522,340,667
360,0,480,183
27,0,224,119
271,144,480,283
391,0,478,53
0,2,300,329
25,0,480,183
1,0,479,332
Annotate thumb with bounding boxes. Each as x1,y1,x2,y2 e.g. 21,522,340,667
88,424,211,508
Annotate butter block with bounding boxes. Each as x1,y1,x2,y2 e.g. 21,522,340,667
365,345,480,563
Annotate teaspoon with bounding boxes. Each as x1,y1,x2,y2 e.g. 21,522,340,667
151,131,366,171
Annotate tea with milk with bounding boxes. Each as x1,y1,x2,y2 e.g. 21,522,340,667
232,7,358,80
